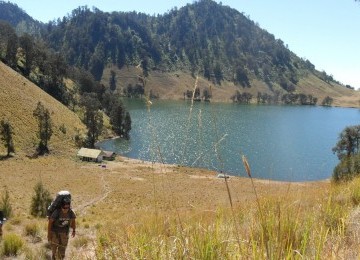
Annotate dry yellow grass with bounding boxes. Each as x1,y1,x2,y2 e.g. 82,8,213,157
3,153,358,258
297,74,360,107
0,61,87,156
0,154,333,258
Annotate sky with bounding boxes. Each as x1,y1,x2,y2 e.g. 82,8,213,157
7,0,360,89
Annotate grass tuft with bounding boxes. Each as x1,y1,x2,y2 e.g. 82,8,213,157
1,233,24,256
73,236,90,249
24,221,41,238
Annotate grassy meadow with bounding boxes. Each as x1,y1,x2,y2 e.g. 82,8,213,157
1,154,360,259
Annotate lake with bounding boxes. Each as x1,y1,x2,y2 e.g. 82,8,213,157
97,99,360,182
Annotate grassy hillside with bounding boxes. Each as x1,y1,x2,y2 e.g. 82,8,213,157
102,65,360,107
297,74,360,107
0,61,86,156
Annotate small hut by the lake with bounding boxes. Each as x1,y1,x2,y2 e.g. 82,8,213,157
102,150,116,161
77,148,104,162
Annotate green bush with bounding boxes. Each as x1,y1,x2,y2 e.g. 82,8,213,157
30,181,52,217
1,233,24,256
0,188,12,219
333,154,360,182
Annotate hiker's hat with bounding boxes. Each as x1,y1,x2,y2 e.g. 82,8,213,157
62,197,71,204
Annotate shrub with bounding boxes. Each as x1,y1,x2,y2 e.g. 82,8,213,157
333,154,360,182
1,233,24,256
24,222,41,237
30,181,52,217
351,188,360,206
348,177,360,206
0,188,12,219
74,133,85,148
59,124,67,134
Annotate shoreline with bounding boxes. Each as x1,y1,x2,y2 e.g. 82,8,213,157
96,137,334,184
108,154,331,185
122,96,360,109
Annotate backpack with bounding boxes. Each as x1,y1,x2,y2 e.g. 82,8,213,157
47,191,71,217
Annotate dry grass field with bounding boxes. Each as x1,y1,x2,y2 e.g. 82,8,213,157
1,153,360,259
0,153,336,259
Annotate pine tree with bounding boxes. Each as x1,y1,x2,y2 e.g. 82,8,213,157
123,111,132,140
81,94,103,148
0,120,15,156
110,101,124,137
33,102,53,155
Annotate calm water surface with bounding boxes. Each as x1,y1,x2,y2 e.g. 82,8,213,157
98,100,360,181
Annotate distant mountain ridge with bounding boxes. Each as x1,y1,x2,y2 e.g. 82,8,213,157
0,1,43,36
39,0,353,92
42,1,304,86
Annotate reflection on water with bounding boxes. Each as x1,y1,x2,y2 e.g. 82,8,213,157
97,99,360,181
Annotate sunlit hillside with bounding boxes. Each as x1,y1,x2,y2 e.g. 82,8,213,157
101,65,360,107
0,61,86,156
297,74,360,108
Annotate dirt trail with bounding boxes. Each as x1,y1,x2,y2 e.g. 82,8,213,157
74,171,112,215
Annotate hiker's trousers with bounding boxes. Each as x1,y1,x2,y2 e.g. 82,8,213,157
50,231,69,260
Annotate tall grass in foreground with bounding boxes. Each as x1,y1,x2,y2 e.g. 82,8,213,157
91,175,358,260
90,157,360,259
93,195,352,259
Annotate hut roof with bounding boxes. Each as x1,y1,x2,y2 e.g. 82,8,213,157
103,150,116,157
77,148,103,159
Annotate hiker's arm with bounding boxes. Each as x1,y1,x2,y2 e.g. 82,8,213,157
47,219,54,242
70,218,76,237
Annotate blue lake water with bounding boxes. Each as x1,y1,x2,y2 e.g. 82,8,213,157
97,99,360,181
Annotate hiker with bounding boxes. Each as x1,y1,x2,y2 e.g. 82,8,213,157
48,198,76,259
